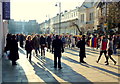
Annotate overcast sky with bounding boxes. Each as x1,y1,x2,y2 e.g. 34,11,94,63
11,0,85,23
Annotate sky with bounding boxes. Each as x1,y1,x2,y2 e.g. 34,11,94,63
10,0,85,23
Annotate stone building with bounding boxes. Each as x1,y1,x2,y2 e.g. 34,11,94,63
8,20,40,34
50,8,79,35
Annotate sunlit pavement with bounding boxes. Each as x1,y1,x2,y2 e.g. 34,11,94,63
2,46,120,83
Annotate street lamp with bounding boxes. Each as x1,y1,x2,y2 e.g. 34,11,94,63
55,2,61,35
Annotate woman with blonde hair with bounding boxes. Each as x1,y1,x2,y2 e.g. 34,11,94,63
25,35,33,61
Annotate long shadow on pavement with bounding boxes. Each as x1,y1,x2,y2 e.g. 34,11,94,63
2,56,28,83
98,63,120,70
65,48,99,57
30,61,60,83
66,48,99,55
62,56,120,78
63,56,120,70
33,55,92,83
44,57,92,83
19,47,26,55
65,48,119,71
65,51,91,56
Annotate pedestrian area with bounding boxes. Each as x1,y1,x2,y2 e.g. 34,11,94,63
2,46,120,83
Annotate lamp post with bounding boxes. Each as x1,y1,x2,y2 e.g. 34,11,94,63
55,2,61,35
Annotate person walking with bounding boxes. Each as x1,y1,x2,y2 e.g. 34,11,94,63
117,41,120,56
52,35,64,69
20,34,24,48
67,36,71,48
86,36,91,47
32,35,40,56
9,35,19,65
97,35,101,49
76,35,86,63
71,36,75,49
40,35,46,57
46,35,52,52
96,36,108,64
113,35,117,54
4,33,12,53
106,38,116,65
25,35,33,61
61,36,66,48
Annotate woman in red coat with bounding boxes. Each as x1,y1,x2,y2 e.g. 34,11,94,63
96,36,108,64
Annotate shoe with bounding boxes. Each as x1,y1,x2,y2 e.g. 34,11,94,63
105,63,109,65
105,61,107,63
54,66,57,69
58,67,62,69
29,59,31,62
114,61,117,65
81,61,87,64
96,61,98,63
12,63,17,66
12,64,17,66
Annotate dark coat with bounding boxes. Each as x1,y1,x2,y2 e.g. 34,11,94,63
47,36,52,44
47,36,52,49
76,38,86,58
20,34,24,42
40,37,46,45
25,40,33,53
52,38,64,57
5,36,12,52
9,39,19,61
32,37,39,49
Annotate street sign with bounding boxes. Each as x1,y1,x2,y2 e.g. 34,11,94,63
2,1,10,20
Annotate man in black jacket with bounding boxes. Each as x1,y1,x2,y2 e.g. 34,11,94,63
76,35,86,63
52,35,64,69
40,35,46,57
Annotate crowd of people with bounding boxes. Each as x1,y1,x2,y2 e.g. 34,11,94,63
4,33,120,67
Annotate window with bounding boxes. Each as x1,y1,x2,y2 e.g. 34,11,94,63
83,14,84,22
92,12,94,20
76,12,78,16
71,13,73,18
81,14,84,22
89,13,91,21
89,12,94,21
74,12,76,17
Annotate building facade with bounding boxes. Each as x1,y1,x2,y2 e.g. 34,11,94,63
40,0,99,35
78,5,87,34
39,0,119,35
8,20,40,35
46,8,79,35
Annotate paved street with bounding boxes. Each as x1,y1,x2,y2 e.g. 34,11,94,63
2,46,120,83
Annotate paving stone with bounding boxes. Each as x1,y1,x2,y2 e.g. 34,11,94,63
2,46,119,83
